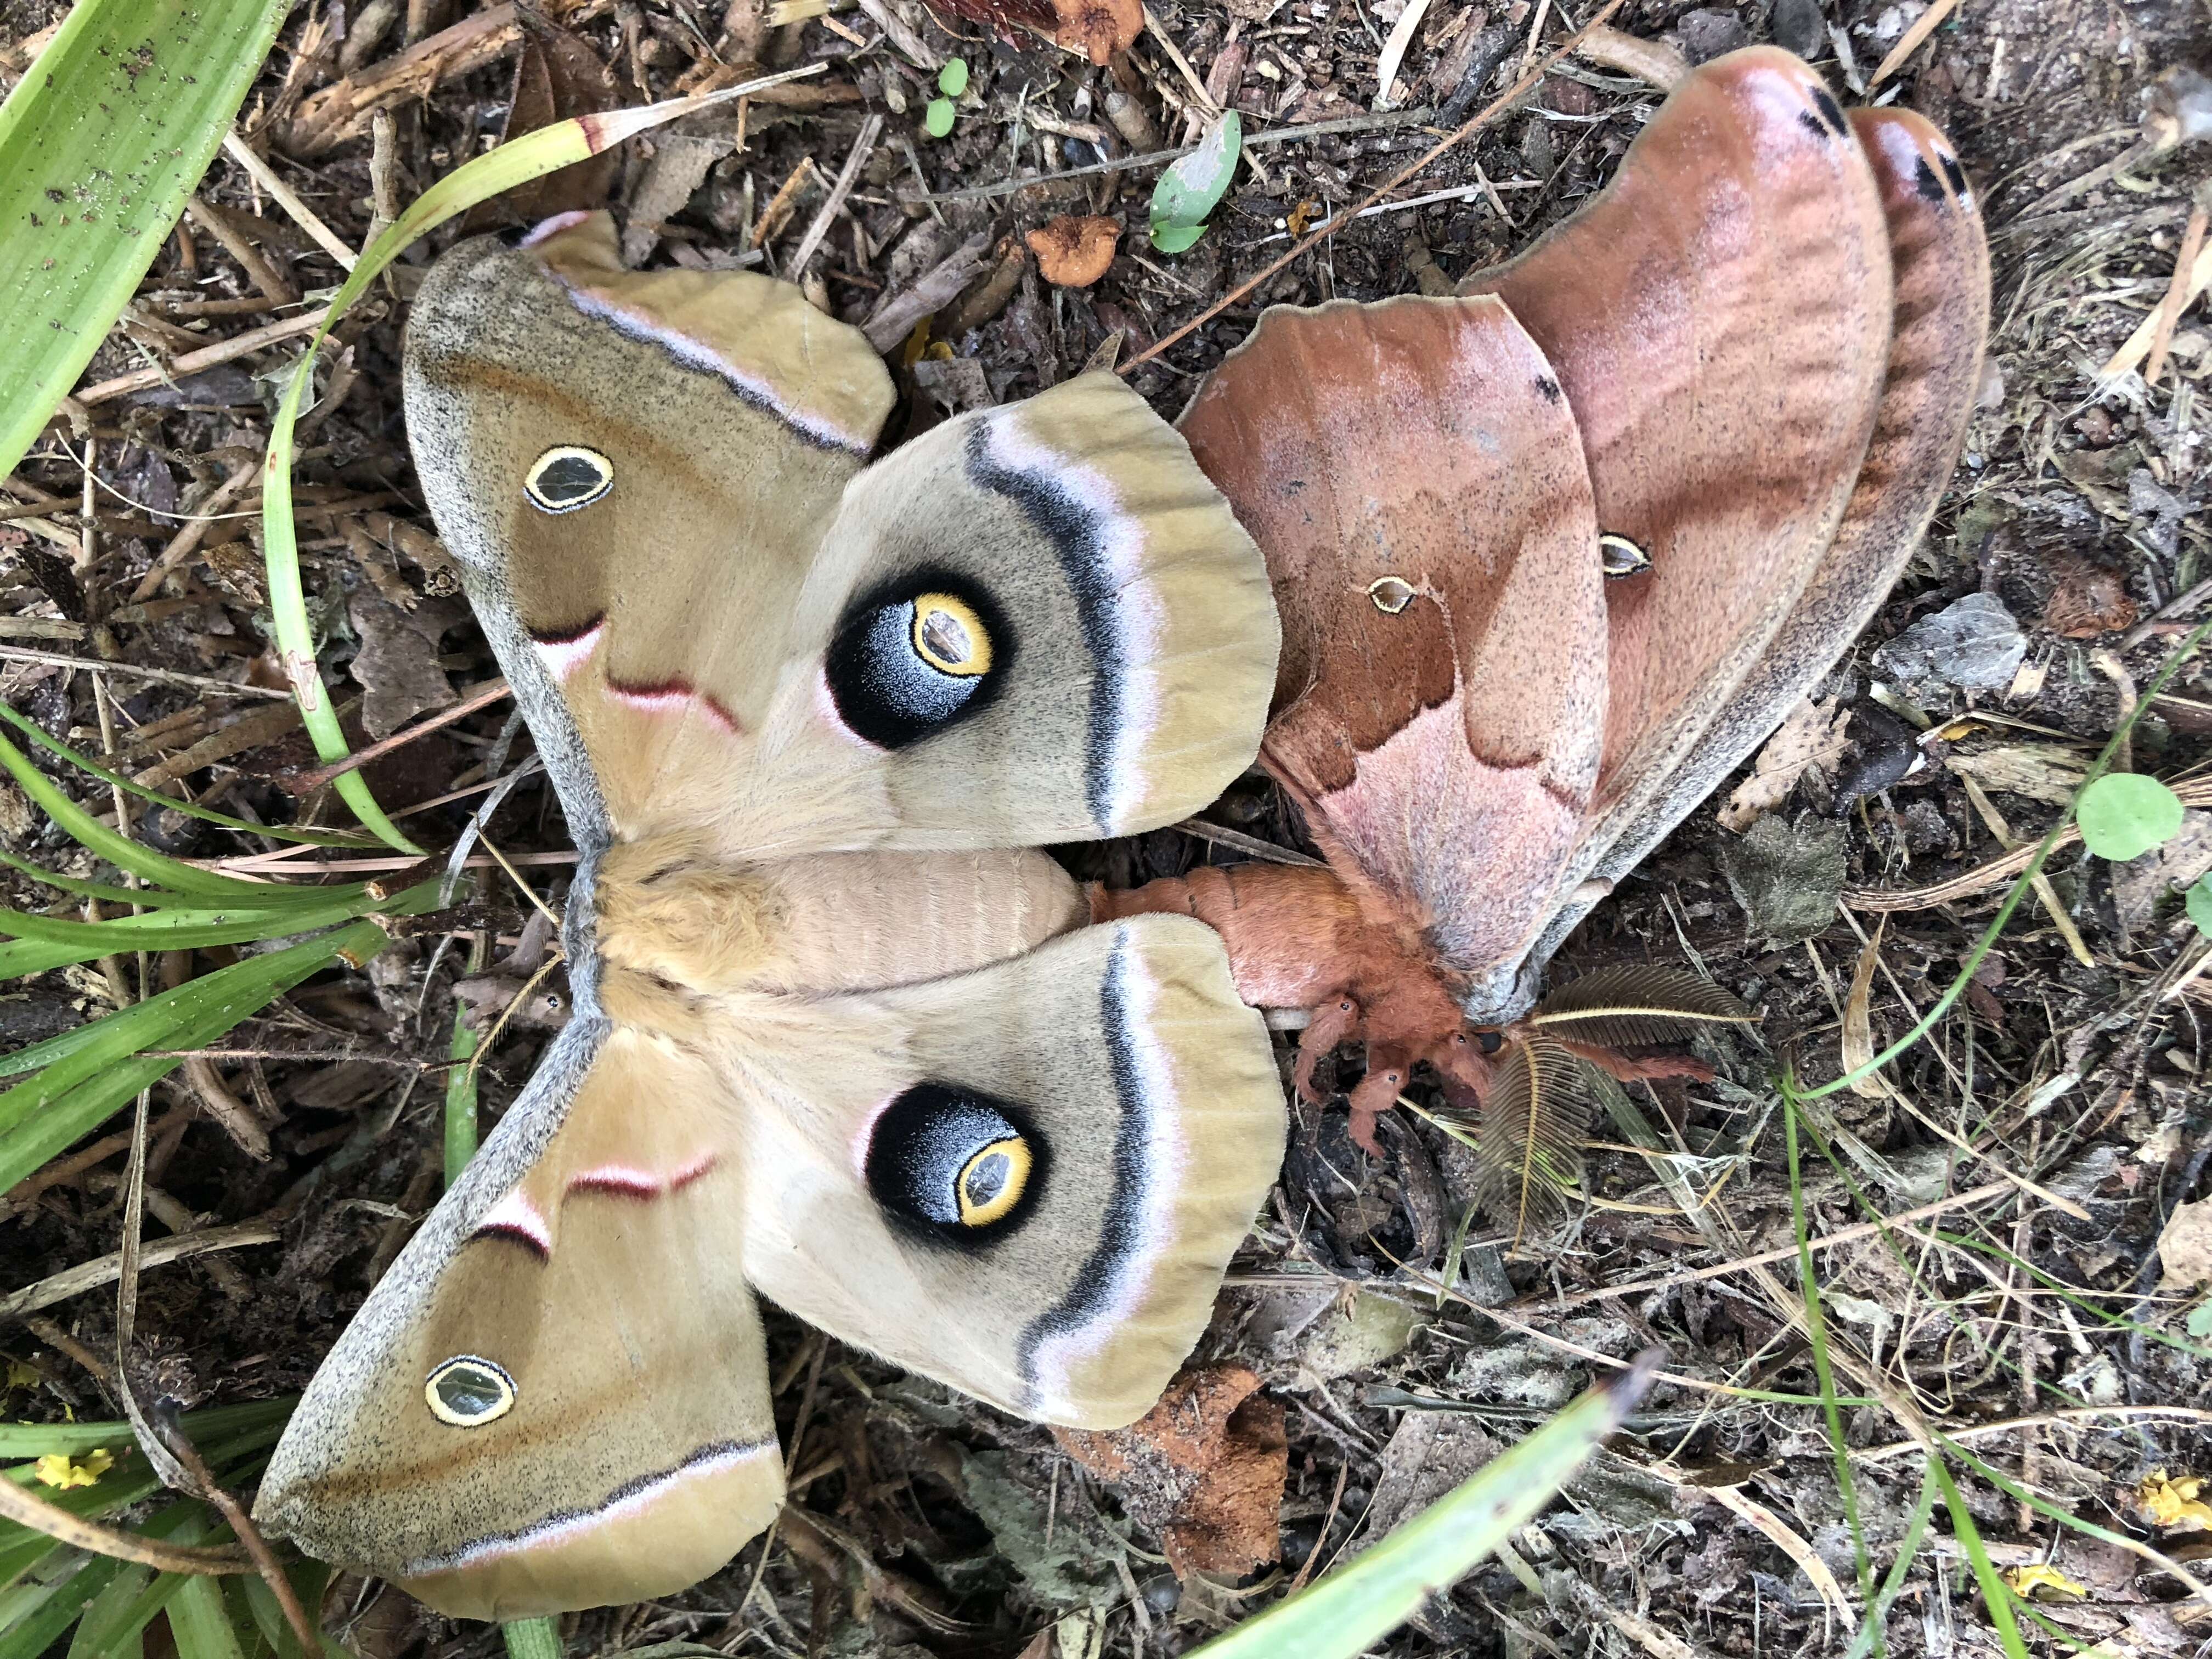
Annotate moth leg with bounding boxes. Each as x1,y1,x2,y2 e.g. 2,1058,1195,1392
1553,1035,1716,1087
1345,1047,1412,1157
1429,1029,1497,1118
1293,995,1364,1104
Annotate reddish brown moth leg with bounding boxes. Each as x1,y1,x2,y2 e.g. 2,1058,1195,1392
1293,996,1364,1103
1428,1030,1497,1116
1555,1038,1717,1087
1345,1053,1412,1157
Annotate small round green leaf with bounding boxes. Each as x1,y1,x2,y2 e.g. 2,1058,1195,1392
923,97,956,138
2076,772,2185,862
2189,874,2212,938
938,58,969,97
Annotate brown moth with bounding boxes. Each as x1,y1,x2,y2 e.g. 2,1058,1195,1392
251,211,1286,1621
1094,49,1991,1175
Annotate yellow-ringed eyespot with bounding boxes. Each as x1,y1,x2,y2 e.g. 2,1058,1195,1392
425,1355,515,1426
524,445,614,514
910,593,992,677
826,575,1010,749
956,1136,1031,1226
1598,533,1651,578
864,1084,1043,1241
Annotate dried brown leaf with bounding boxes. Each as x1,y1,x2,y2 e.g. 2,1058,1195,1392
1053,1364,1285,1578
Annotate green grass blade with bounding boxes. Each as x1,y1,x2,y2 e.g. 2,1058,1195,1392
0,1402,294,1462
501,1618,562,1659
1930,1459,2030,1659
0,707,371,850
65,1560,153,1659
0,849,198,910
1784,1093,1874,1610
1805,616,2209,1100
258,66,822,853
0,1554,126,1659
1841,1468,1938,1659
163,1575,246,1659
1187,1358,1659,1659
0,920,388,1188
444,993,480,1187
0,889,392,960
0,0,290,478
0,729,302,901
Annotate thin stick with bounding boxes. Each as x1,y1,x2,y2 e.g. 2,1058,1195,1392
221,131,362,271
0,1218,283,1323
0,1472,257,1575
1861,1405,2212,1460
1528,1182,2017,1311
2145,199,2210,386
1122,0,1630,372
900,106,1438,205
290,676,512,791
788,112,882,277
0,646,293,697
1870,0,1963,87
130,455,262,603
75,308,332,408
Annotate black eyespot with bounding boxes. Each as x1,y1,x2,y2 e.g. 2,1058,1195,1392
865,1084,1043,1243
1913,156,1947,205
1599,533,1651,579
524,445,613,513
825,571,1011,749
1810,86,1848,137
1475,1030,1504,1056
425,1355,515,1426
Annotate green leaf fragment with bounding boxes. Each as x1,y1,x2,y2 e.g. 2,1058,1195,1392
938,57,968,97
2076,772,2185,861
2189,874,2212,938
1150,110,1240,250
923,97,955,137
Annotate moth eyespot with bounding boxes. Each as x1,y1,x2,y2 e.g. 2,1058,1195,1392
524,446,614,514
1475,1030,1504,1056
826,574,1011,749
911,592,992,678
956,1136,1031,1226
865,1084,1042,1242
1368,576,1415,614
1598,533,1651,579
425,1356,515,1427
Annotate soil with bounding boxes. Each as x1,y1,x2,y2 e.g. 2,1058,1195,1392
4,0,2212,1656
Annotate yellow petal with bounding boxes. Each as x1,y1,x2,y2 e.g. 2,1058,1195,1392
2002,1563,2087,1600
2139,1470,2212,1530
31,1448,112,1490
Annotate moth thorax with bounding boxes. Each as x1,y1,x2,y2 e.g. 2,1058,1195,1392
594,838,785,995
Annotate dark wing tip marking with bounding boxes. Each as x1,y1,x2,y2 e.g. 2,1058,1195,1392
401,1436,776,1576
962,420,1120,836
1012,931,1149,1409
1937,149,1971,204
1810,85,1849,136
1535,374,1563,404
1911,155,1948,206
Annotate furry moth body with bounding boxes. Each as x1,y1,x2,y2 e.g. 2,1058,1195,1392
252,212,1286,1621
1094,49,1990,1159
